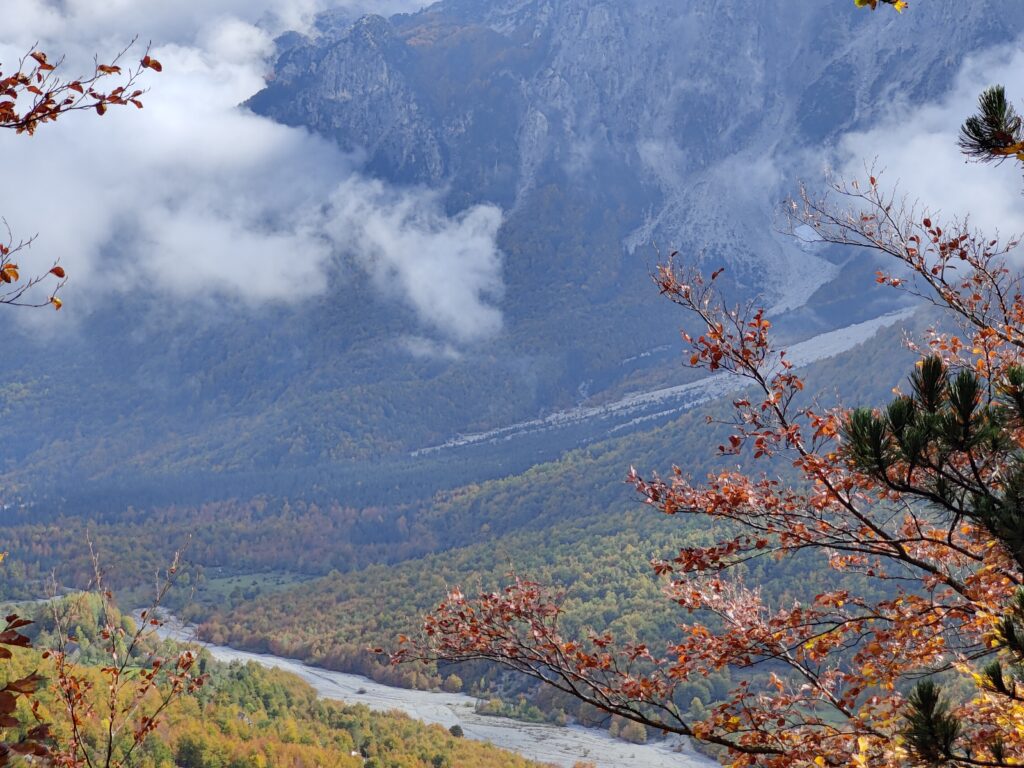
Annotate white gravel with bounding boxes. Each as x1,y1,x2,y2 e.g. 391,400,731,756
156,620,715,768
413,309,915,454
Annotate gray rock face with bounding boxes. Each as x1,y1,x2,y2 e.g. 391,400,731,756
250,0,1024,306
269,15,446,181
3,0,1021,504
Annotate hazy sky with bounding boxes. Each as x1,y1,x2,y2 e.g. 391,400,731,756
835,40,1024,238
0,0,504,345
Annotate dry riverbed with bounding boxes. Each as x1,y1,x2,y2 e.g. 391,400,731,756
156,618,714,768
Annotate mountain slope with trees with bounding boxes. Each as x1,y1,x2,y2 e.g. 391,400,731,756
0,0,1018,507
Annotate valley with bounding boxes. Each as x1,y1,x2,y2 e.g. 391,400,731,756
1,0,1020,765
158,616,713,768
413,307,915,455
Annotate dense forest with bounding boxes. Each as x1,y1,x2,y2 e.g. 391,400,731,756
1,596,545,768
0,313,918,737
4,0,1021,765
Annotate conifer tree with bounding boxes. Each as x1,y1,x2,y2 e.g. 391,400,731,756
959,86,1024,167
394,10,1024,767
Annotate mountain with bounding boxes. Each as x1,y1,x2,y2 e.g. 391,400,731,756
1,3,1014,746
0,0,1019,507
251,0,1018,306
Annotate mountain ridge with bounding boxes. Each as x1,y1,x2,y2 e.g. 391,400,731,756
0,0,1018,505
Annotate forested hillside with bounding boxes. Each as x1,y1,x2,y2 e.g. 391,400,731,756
190,313,918,725
2,598,545,768
0,0,1015,507
0,306,916,592
0,306,920,735
3,0,1021,764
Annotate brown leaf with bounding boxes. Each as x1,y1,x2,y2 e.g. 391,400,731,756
9,742,47,756
0,631,29,648
5,674,43,694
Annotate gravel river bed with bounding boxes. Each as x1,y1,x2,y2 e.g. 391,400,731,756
157,618,714,768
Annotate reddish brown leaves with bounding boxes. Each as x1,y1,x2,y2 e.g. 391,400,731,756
0,615,50,765
0,44,158,136
29,52,55,72
4,674,43,695
0,43,152,311
43,550,207,768
398,186,1024,765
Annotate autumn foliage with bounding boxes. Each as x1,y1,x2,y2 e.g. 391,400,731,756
0,41,165,765
0,613,50,765
43,548,206,768
854,0,908,11
394,57,1024,768
0,559,204,768
0,43,160,310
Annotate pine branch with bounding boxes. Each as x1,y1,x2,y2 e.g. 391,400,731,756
903,681,961,765
959,86,1024,164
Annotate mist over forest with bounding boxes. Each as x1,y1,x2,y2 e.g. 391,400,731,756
1,2,1023,767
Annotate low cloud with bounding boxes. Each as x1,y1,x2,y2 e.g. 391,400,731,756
0,0,504,344
835,40,1024,237
327,179,503,343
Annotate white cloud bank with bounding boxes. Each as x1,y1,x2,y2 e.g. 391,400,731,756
835,40,1024,237
0,0,504,344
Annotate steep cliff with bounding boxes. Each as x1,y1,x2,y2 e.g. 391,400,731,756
0,0,1020,503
